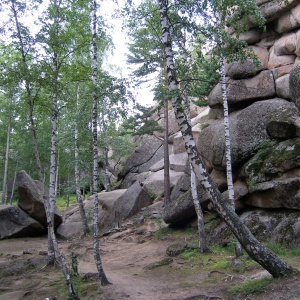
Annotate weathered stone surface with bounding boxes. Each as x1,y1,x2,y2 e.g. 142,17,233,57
262,138,300,174
142,169,185,198
169,152,189,173
260,0,300,22
170,173,191,202
118,135,163,179
272,64,294,79
222,180,248,211
0,205,45,240
274,33,297,56
210,169,228,192
113,181,153,222
173,131,186,154
290,62,300,108
16,170,62,229
57,189,127,239
58,183,153,239
266,107,300,139
163,184,210,225
295,29,300,57
275,74,290,99
198,99,296,168
226,46,268,79
208,71,275,107
235,28,263,45
206,209,300,248
274,8,300,33
245,177,300,209
268,47,296,70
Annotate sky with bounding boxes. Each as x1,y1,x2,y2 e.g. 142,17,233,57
101,1,155,107
1,0,155,107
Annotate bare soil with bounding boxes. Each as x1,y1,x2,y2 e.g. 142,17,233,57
1,214,300,300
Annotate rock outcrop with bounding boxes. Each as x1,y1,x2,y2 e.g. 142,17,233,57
0,205,45,240
16,170,62,229
116,0,300,247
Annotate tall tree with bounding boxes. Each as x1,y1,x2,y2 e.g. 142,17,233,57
74,83,90,235
158,0,295,278
91,0,110,285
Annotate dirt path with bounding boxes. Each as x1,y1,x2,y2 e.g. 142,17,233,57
1,218,300,300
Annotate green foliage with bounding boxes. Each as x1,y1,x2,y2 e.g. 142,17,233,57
121,103,163,136
263,241,300,257
228,277,274,297
56,194,78,212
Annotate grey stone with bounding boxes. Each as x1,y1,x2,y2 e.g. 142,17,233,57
198,99,296,168
16,170,62,229
118,135,163,179
244,177,300,209
275,74,290,99
266,107,300,139
206,208,300,248
0,205,45,240
142,169,185,198
163,184,210,225
290,62,300,109
208,71,276,107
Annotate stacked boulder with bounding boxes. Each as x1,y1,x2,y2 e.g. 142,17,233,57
117,0,300,246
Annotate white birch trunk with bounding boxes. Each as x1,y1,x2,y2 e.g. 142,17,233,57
159,0,294,278
104,150,112,192
75,84,90,235
182,85,211,253
220,56,235,209
2,117,11,204
163,99,171,205
92,0,110,285
11,0,55,265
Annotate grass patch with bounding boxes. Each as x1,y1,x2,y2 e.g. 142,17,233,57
154,227,196,240
56,194,78,212
228,277,274,297
263,241,300,257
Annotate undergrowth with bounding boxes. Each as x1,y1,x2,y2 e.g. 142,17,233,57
228,277,274,297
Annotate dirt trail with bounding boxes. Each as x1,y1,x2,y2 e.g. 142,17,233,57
1,216,300,300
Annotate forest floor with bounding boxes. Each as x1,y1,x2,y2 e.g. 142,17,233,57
1,209,300,300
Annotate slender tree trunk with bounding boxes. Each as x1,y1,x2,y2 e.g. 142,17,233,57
2,117,11,204
182,84,211,253
104,150,112,192
92,0,110,285
9,168,17,205
46,3,79,298
220,56,235,209
159,0,295,278
75,83,90,235
163,99,170,205
10,0,55,264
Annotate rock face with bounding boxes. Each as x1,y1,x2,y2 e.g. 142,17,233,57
0,205,45,240
16,170,62,229
115,1,300,245
57,182,153,239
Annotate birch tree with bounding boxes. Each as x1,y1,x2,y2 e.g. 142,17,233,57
91,0,110,285
74,83,90,235
158,0,295,278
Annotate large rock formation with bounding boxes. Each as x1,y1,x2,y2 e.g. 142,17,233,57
16,170,62,229
57,181,153,239
0,205,45,240
116,1,300,247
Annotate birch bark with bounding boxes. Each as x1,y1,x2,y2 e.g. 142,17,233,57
92,0,110,285
75,84,90,235
2,115,11,204
158,0,294,278
220,56,235,209
10,0,55,264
